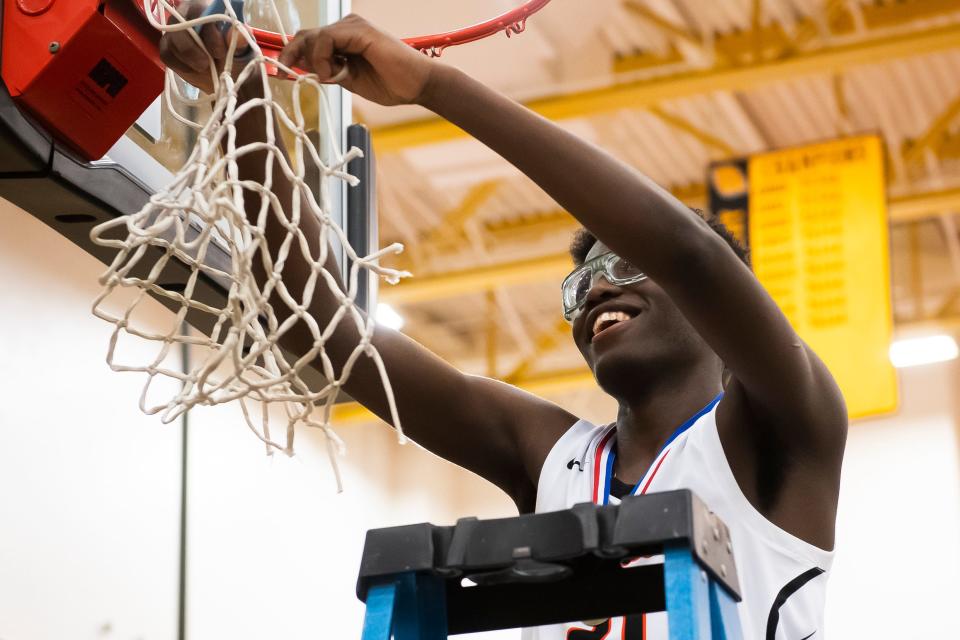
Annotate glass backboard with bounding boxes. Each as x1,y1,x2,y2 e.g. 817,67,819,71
112,0,373,304
0,0,376,396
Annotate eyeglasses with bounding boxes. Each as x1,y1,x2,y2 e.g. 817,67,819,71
561,251,647,322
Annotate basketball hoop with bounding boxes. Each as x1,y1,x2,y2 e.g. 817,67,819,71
95,0,551,486
252,0,554,57
401,0,554,57
93,0,412,489
134,0,554,59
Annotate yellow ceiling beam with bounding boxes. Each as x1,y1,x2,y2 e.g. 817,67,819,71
333,306,960,426
903,94,960,166
861,0,960,31
786,0,849,53
381,185,960,305
421,179,500,246
750,0,764,62
483,210,581,244
623,0,960,69
379,253,573,305
939,130,960,162
371,23,960,153
888,186,960,223
833,73,849,123
647,106,736,156
423,182,705,254
481,185,960,246
504,317,571,383
623,0,714,55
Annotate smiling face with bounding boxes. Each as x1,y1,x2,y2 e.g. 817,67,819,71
569,241,721,399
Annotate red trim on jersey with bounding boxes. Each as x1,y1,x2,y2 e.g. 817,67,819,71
593,429,615,504
639,449,671,495
593,438,672,505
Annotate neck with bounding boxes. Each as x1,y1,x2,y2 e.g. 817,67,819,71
612,367,723,484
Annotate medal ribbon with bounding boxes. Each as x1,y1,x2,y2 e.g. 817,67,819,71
592,393,723,505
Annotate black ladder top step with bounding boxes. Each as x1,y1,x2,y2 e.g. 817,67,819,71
357,489,740,602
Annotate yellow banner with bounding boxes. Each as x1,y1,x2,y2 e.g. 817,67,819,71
711,136,897,420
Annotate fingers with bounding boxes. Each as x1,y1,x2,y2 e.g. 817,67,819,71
200,22,227,62
223,26,252,58
278,17,371,79
166,30,208,73
325,57,350,84
308,31,338,80
276,32,308,71
278,32,346,81
159,32,203,75
159,1,212,74
160,0,246,83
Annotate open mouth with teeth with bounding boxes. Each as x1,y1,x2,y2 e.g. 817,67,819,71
591,310,637,341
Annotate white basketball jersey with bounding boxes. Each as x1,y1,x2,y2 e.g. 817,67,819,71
522,398,834,640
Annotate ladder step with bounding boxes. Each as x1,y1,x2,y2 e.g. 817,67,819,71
356,489,743,639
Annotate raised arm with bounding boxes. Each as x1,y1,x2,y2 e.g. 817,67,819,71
279,16,847,482
416,66,848,455
158,3,577,511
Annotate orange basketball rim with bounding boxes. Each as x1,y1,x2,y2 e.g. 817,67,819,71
134,0,555,57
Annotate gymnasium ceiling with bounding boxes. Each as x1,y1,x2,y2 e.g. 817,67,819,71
337,0,960,424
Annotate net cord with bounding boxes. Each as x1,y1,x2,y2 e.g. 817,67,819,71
90,0,410,489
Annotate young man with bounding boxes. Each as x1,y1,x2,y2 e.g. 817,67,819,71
161,7,847,638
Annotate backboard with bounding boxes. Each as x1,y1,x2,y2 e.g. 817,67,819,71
113,0,376,311
0,0,377,392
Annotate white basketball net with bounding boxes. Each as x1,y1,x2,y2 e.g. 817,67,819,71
90,1,408,488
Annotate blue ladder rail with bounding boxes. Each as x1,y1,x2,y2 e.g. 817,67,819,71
356,489,743,640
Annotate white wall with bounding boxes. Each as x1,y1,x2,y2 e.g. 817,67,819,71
183,403,514,640
0,198,515,640
826,359,960,638
0,204,181,640
3,196,960,639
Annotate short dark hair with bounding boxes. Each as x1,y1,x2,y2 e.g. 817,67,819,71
568,209,751,268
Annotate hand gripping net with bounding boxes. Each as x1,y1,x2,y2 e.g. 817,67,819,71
90,1,408,488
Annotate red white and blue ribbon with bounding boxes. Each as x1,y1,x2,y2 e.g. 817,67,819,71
592,393,723,506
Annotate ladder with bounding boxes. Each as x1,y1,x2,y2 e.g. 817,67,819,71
357,489,743,640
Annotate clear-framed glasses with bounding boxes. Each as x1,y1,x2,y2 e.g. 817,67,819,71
561,251,646,322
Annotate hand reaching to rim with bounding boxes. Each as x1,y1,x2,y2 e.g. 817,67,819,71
278,14,437,107
158,0,252,95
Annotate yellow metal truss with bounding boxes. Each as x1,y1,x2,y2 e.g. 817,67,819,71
380,186,960,305
647,106,736,156
331,366,593,425
903,94,960,167
622,0,722,62
421,180,501,247
380,252,573,305
503,317,571,384
371,22,960,153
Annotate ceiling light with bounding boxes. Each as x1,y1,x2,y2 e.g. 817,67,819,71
889,335,959,368
375,303,405,331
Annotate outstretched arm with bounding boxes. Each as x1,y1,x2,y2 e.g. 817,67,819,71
158,3,577,512
415,64,848,452
280,15,847,528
